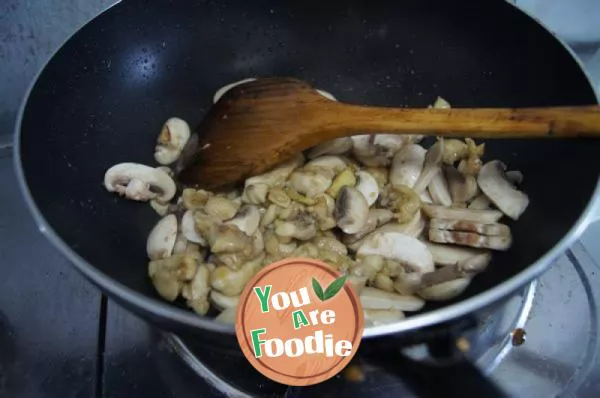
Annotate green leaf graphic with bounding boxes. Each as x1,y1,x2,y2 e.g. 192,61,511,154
323,275,348,301
312,278,325,301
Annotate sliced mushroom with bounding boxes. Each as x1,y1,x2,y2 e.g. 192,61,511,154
289,170,332,198
424,241,487,266
457,139,485,175
181,210,206,245
347,275,368,296
242,183,269,205
264,229,298,258
268,188,293,209
304,155,347,178
357,232,434,273
182,188,211,210
393,269,423,296
380,184,421,223
428,170,452,206
374,274,395,292
312,235,348,257
224,205,261,236
429,218,510,237
506,170,524,186
104,163,176,202
413,139,444,193
468,194,492,210
364,309,405,326
181,264,211,315
442,139,468,165
147,214,178,260
477,161,529,220
210,290,240,310
445,165,478,203
308,194,336,231
210,224,254,255
154,117,191,165
326,168,357,198
335,186,369,234
343,208,395,245
215,306,237,324
260,204,279,228
274,213,318,241
366,167,389,190
359,287,425,311
149,252,201,302
355,170,379,207
419,190,434,204
307,137,352,159
390,144,426,188
205,196,240,221
432,96,451,109
351,255,384,281
149,199,170,216
244,153,304,188
213,77,257,103
210,254,263,296
422,204,503,224
418,278,471,301
348,212,425,252
428,229,512,250
420,253,491,287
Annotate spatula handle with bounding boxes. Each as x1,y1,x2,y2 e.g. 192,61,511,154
323,104,600,138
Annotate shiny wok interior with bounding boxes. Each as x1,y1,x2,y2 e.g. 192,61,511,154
16,0,600,337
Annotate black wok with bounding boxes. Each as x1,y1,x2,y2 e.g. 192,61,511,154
14,0,600,395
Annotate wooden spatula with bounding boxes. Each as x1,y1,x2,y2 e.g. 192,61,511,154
178,77,600,190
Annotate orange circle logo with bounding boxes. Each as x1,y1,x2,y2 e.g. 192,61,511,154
235,257,364,386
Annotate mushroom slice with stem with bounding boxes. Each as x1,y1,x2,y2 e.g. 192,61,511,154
304,155,348,179
477,161,530,220
335,186,369,234
422,204,503,224
225,205,261,236
428,170,452,206
289,170,333,198
348,212,425,252
104,163,176,202
445,165,478,203
413,139,444,193
468,194,492,210
423,242,487,267
359,287,425,311
244,153,304,189
357,232,434,274
343,208,394,245
210,290,240,310
355,170,380,207
154,117,191,165
428,229,512,250
390,144,426,188
418,279,471,301
181,210,206,246
364,309,405,327
352,135,411,167
213,78,257,103
147,214,178,260
307,137,353,159
429,218,511,237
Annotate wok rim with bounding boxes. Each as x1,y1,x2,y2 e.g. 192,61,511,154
12,0,600,338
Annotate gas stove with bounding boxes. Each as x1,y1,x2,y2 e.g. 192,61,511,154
1,1,600,397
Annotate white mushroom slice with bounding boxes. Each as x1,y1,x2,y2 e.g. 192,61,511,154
304,156,348,179
335,186,369,234
424,242,487,266
213,77,257,103
390,144,426,188
154,117,191,165
245,153,304,188
289,170,332,198
360,287,425,311
205,196,240,221
352,135,414,167
477,161,529,221
181,264,211,315
468,194,492,210
430,218,510,237
210,291,240,310
274,215,318,241
242,183,269,205
306,137,352,159
422,204,503,224
357,232,434,273
326,168,357,198
351,255,384,281
312,236,348,257
344,208,395,245
419,190,434,204
181,210,206,245
355,170,379,206
364,309,405,327
428,229,512,250
210,254,263,296
149,199,170,216
146,214,178,260
316,89,337,101
225,205,260,236
173,233,188,254
428,171,452,206
215,306,238,324
418,278,471,301
104,163,176,202
348,212,425,252
506,170,524,186
420,253,491,287
413,139,444,193
443,166,477,204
